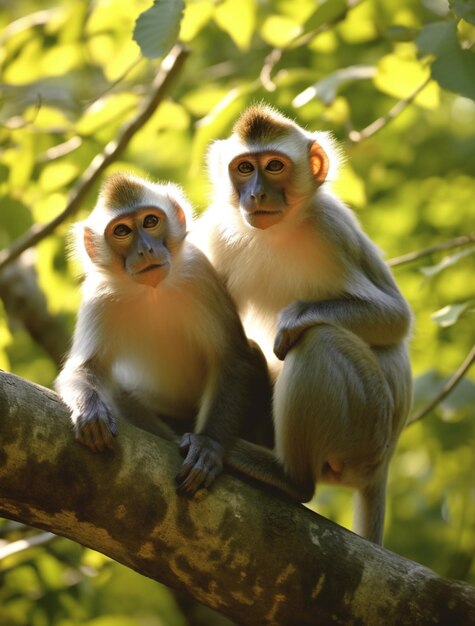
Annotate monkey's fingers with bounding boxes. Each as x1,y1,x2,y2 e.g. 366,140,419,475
273,326,307,360
176,461,221,496
178,432,192,456
74,416,116,452
273,329,291,360
176,433,223,496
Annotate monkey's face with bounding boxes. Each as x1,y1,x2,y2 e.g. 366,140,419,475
104,207,172,288
228,151,293,230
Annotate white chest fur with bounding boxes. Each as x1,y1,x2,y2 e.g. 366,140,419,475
99,283,208,418
214,219,346,365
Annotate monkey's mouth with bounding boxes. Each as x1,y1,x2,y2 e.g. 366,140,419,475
244,209,284,230
134,262,170,288
138,263,165,273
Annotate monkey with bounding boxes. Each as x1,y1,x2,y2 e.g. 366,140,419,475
191,104,413,544
55,172,274,496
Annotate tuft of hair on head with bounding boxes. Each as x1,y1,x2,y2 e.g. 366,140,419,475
233,103,291,144
100,172,144,209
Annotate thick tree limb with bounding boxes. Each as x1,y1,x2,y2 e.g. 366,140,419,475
0,371,473,626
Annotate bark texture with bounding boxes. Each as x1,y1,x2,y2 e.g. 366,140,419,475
0,370,473,626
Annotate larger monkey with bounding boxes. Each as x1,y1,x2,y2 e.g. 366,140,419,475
193,104,412,544
56,173,272,496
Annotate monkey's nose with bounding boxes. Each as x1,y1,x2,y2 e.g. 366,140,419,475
251,192,266,202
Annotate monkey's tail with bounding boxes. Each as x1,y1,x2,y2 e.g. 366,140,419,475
226,439,314,503
352,466,388,545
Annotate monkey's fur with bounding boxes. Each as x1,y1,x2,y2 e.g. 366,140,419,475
192,105,412,544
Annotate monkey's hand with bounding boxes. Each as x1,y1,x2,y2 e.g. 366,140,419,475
176,433,224,496
72,394,117,452
274,300,313,360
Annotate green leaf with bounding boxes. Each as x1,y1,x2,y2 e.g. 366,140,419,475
0,196,32,242
133,0,185,59
416,22,449,55
431,302,473,327
293,65,375,106
303,0,347,33
417,22,475,100
450,0,475,25
386,25,418,42
420,246,475,277
214,0,256,50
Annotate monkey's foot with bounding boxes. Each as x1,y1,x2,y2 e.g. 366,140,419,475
176,433,224,496
73,413,117,452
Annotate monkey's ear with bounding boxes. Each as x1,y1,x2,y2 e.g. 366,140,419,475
83,226,99,263
309,141,330,185
171,198,187,228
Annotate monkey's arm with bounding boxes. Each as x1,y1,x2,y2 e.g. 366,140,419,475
274,290,410,360
55,298,119,452
176,350,258,495
55,357,117,452
274,237,411,360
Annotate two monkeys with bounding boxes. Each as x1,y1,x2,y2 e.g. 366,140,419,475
56,105,412,544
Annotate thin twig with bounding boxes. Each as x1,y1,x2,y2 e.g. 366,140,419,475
388,233,475,267
0,45,190,272
260,0,363,91
349,76,432,143
0,531,56,560
407,345,475,426
260,48,282,92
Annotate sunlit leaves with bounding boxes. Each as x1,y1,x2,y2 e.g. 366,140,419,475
133,0,184,59
180,0,214,42
337,1,378,43
375,55,439,108
333,163,367,208
76,93,139,136
214,0,256,50
38,162,80,192
261,15,302,47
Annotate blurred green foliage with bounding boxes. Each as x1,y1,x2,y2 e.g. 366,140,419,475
0,0,474,623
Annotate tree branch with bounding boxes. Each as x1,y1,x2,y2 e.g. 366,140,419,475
0,44,190,273
349,76,432,143
0,371,474,625
407,345,475,426
260,0,363,91
388,233,475,267
0,253,69,365
0,530,56,560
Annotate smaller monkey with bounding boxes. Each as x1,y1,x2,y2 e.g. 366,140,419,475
56,173,271,496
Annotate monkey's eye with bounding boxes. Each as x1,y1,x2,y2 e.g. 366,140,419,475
113,223,132,238
266,159,285,173
143,214,160,229
237,161,254,174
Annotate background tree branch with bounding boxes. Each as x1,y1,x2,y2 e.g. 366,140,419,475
0,253,69,365
0,44,190,273
388,233,475,268
0,371,473,626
